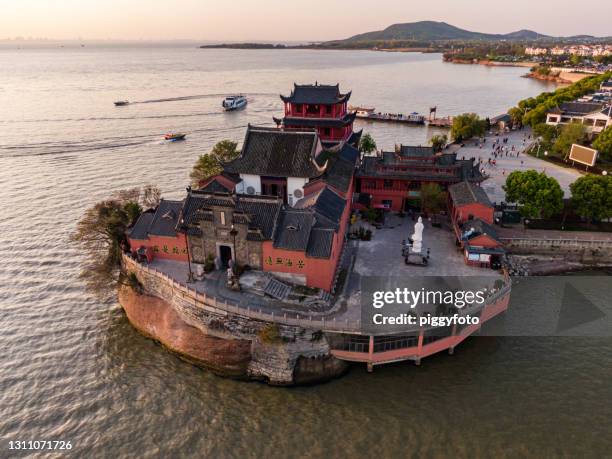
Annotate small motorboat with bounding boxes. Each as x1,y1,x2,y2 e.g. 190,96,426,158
222,95,247,111
164,132,186,141
114,100,130,106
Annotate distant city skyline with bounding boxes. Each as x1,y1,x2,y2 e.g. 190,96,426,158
1,0,611,42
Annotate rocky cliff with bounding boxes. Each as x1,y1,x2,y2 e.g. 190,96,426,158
118,284,348,385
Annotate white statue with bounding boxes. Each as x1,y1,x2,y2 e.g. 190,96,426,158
411,217,424,254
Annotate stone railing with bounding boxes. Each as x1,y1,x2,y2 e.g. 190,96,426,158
123,255,512,336
122,254,362,333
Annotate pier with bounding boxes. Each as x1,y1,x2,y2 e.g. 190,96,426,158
349,105,453,127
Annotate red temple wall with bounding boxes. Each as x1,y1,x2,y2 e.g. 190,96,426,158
262,242,338,291
129,234,188,262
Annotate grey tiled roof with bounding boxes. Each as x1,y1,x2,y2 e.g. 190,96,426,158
179,190,282,239
490,113,511,124
224,126,322,178
398,145,435,157
449,182,492,208
306,228,335,258
148,200,183,237
551,102,604,116
314,142,359,193
200,180,229,193
280,83,351,105
128,200,183,240
273,209,315,251
461,218,499,243
358,154,484,183
311,187,346,229
129,211,154,240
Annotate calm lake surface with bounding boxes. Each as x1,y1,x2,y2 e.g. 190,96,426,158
1,47,610,458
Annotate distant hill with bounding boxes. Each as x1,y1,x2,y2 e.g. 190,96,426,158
338,21,588,42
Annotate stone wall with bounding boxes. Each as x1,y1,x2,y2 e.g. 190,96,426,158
120,257,348,385
502,237,612,263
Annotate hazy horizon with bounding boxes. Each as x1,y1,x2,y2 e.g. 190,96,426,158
2,0,612,42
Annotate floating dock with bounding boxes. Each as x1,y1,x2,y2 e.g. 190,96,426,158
350,106,426,125
350,106,453,127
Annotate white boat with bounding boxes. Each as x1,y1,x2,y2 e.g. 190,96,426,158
222,95,247,111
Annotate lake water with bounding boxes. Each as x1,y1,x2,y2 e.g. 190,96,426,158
1,47,610,458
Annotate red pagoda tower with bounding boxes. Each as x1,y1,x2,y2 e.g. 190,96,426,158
274,83,359,145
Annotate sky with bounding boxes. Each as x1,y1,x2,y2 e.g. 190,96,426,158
1,0,611,42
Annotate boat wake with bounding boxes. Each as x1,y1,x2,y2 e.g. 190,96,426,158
0,124,249,158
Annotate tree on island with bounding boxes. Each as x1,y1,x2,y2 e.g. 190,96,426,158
503,170,563,219
570,175,612,222
420,183,446,214
71,186,161,297
359,133,377,155
429,134,448,152
190,140,239,186
552,123,586,157
451,113,487,142
592,126,612,161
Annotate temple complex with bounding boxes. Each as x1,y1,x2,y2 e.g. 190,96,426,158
128,123,358,291
274,83,360,145
355,144,485,212
127,83,497,296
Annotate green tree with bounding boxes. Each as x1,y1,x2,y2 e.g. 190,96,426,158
211,139,239,162
359,133,377,154
451,113,487,142
420,183,446,214
569,55,583,66
71,186,159,297
190,140,239,186
592,126,612,160
553,123,586,157
511,71,612,127
533,123,558,146
429,134,448,152
570,175,612,221
503,170,564,218
508,107,524,126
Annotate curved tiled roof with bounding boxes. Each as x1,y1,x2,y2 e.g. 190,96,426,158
280,83,351,105
449,181,492,207
224,126,322,178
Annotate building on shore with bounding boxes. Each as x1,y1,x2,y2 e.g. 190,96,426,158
546,101,612,135
354,145,485,212
273,83,361,146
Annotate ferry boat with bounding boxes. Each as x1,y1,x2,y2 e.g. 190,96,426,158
164,133,186,141
222,95,247,111
114,100,130,106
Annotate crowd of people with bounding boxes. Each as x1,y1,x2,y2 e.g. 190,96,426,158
460,131,537,178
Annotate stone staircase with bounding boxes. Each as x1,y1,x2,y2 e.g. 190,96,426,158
264,278,291,300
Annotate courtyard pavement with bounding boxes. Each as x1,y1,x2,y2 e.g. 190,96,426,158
333,214,502,323
454,128,582,203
